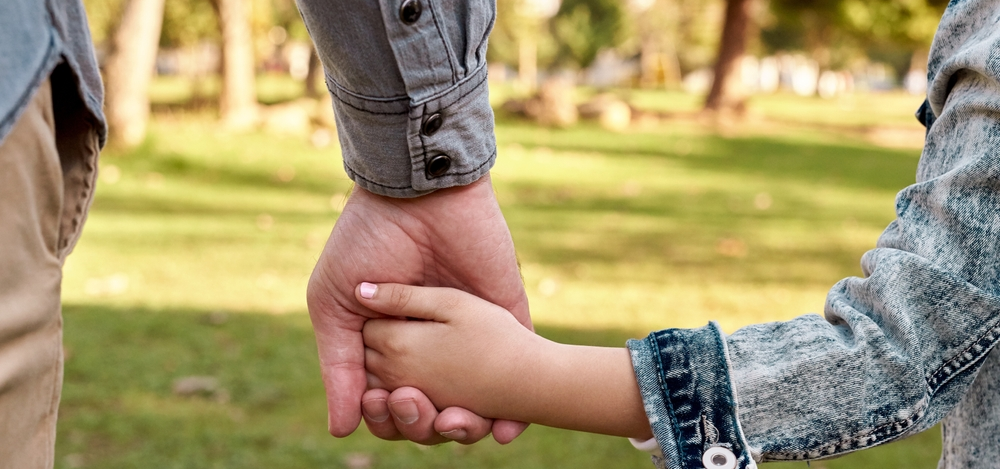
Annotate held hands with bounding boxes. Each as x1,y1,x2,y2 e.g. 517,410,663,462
306,175,531,444
358,282,655,441
360,282,540,417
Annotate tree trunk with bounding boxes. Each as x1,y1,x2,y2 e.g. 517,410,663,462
704,0,752,112
639,39,659,88
103,0,165,148
213,0,258,129
518,33,538,93
305,47,322,99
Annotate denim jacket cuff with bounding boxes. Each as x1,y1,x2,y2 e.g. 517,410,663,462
627,322,758,469
329,64,496,198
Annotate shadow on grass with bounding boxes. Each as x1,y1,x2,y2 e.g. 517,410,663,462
496,120,921,193
58,303,939,469
490,121,922,286
57,303,649,469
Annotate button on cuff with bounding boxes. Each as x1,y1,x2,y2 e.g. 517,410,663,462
421,113,443,136
426,154,452,178
406,65,496,193
399,0,422,24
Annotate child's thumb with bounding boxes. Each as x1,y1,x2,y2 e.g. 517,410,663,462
355,282,454,322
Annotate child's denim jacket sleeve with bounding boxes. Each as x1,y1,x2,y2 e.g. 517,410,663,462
628,2,1000,468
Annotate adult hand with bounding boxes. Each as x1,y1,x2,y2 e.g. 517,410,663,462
307,174,531,444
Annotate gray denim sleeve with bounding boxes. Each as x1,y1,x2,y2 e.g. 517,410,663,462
628,2,1000,468
297,0,497,197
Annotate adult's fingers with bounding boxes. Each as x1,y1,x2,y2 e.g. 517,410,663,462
362,388,495,444
361,388,404,440
491,419,529,444
310,309,368,437
434,406,495,444
384,387,448,445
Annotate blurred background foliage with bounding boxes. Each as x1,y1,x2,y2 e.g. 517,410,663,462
65,0,951,467
83,0,947,148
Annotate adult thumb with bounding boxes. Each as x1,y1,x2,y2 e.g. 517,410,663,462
355,282,455,322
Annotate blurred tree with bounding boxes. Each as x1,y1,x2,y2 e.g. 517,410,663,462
263,0,321,96
762,0,946,74
621,0,683,88
211,0,258,128
488,0,560,91
103,0,165,148
161,0,218,48
304,49,322,98
490,0,627,83
550,0,627,68
488,0,528,68
841,0,946,77
82,0,126,45
704,0,754,112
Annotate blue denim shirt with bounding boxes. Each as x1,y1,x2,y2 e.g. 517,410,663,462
626,2,1000,468
0,0,106,147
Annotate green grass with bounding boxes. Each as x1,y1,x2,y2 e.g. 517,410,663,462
57,88,941,468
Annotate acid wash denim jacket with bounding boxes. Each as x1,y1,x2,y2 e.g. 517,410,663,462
626,2,1000,468
303,1,1000,468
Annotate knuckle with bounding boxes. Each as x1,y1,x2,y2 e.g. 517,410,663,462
379,369,403,389
388,286,413,312
439,293,462,312
383,337,408,356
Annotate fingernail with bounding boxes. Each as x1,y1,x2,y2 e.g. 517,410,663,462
360,282,377,299
389,399,419,425
439,429,468,441
362,399,389,423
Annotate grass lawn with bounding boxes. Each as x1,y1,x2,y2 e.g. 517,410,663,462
56,87,942,468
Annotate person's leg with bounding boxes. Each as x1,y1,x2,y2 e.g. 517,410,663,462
0,79,67,469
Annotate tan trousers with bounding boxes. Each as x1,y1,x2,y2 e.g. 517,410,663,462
0,79,98,468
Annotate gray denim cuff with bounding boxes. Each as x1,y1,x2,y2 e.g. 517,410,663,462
628,323,758,469
330,64,496,198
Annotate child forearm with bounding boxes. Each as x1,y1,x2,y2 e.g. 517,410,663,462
488,336,654,440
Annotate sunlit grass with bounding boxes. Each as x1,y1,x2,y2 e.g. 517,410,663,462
57,89,940,468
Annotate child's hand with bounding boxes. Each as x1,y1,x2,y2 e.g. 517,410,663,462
359,282,652,440
359,282,540,418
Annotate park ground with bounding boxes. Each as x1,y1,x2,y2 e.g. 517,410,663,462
56,82,942,469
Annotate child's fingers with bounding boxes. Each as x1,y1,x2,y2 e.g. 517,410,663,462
355,282,463,322
362,318,402,355
363,345,390,386
366,370,387,390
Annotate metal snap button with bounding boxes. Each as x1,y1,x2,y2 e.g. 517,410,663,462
702,446,736,469
399,0,422,24
421,113,443,136
426,154,451,178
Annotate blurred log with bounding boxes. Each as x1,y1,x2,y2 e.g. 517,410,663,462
103,0,165,148
579,94,631,132
526,77,578,127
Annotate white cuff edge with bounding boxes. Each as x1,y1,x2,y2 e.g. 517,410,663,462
628,436,661,454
